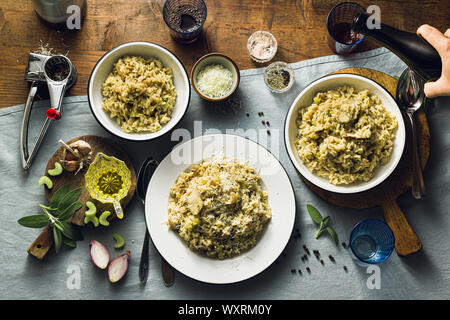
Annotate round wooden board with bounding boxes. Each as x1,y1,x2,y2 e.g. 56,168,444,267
298,68,430,256
44,135,137,226
27,135,136,260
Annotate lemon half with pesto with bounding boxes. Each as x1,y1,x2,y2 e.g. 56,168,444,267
85,153,131,219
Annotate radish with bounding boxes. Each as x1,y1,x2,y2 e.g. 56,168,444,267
89,240,110,269
108,251,130,283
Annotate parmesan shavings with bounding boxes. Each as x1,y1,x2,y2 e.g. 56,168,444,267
196,64,233,98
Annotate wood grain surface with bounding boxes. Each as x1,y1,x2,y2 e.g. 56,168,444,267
300,67,429,256
0,0,448,109
27,135,136,260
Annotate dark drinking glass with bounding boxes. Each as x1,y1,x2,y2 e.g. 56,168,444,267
163,0,207,44
326,2,366,55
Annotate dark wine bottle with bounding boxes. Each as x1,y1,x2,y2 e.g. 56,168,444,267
352,13,442,81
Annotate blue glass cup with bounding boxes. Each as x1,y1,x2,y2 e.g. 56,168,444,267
326,2,366,55
349,219,395,265
163,0,207,44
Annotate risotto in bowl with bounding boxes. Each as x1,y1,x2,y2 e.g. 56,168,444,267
285,73,405,194
88,42,190,141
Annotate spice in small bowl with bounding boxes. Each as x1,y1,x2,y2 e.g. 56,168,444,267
247,31,277,63
264,61,294,93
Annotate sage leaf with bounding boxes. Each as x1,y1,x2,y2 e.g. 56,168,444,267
17,214,49,228
57,201,82,221
56,187,82,211
60,221,84,241
326,226,339,246
62,237,77,248
307,204,323,224
53,226,62,253
322,216,330,227
49,184,69,209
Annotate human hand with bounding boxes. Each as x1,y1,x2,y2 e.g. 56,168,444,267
417,25,450,98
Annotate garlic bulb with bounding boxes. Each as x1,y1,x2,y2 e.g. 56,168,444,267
59,139,92,174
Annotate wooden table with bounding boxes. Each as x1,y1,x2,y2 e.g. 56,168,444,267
0,0,448,109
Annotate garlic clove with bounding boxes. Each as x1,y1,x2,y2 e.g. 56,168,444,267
69,140,92,157
60,160,79,172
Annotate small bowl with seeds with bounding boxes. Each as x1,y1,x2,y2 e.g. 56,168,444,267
264,61,294,93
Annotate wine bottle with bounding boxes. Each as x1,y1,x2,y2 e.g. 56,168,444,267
352,13,442,81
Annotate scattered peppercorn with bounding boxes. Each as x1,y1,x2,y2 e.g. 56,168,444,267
291,269,296,274
343,266,348,272
266,121,270,126
267,129,271,135
328,254,335,263
320,259,324,265
261,120,266,125
298,269,302,275
306,267,311,273
341,242,347,248
246,113,249,117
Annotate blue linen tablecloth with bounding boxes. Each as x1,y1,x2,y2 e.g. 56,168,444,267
0,48,449,300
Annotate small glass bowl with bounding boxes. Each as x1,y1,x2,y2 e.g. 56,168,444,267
264,61,294,93
247,31,277,63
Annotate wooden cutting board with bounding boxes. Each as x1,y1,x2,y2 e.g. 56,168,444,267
27,135,137,260
298,67,430,256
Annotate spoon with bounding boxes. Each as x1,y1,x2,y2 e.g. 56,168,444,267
137,157,175,286
396,68,426,199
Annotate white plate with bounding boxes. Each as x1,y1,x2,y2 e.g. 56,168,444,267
145,134,296,284
285,73,406,194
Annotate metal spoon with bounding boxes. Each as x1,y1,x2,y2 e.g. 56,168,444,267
137,157,175,286
396,68,426,199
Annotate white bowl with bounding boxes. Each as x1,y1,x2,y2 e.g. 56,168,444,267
284,73,406,194
88,42,190,141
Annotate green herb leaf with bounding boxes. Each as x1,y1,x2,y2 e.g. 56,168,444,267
17,214,50,228
49,184,69,209
307,204,323,224
59,221,84,241
53,226,62,253
57,201,82,221
326,226,339,246
56,187,82,211
62,237,77,248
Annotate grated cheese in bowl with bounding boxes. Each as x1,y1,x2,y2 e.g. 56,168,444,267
196,64,233,98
